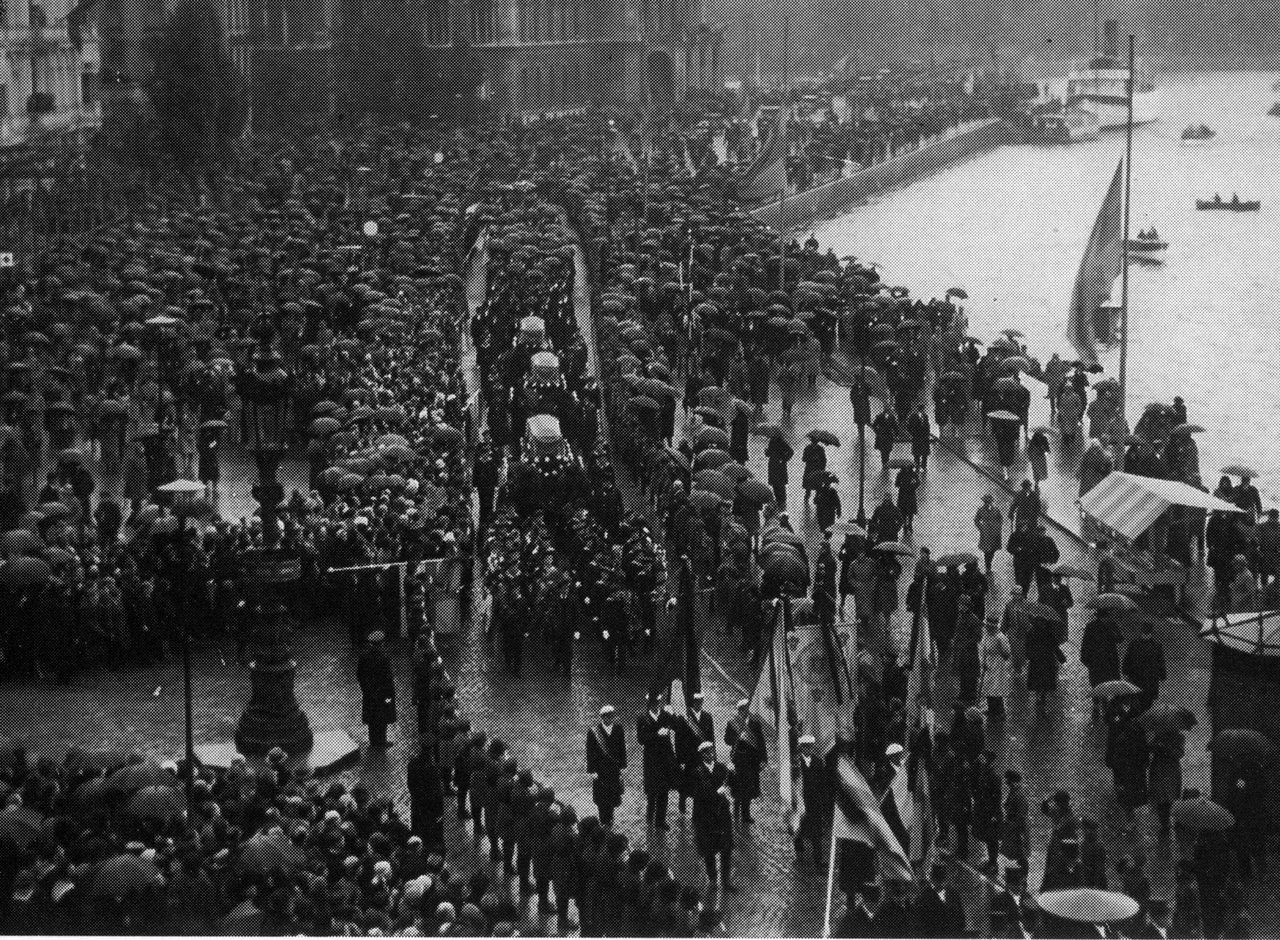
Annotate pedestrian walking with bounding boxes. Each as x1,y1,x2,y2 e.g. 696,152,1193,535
978,614,1011,721
675,692,714,816
690,742,735,893
1025,612,1065,717
1080,613,1123,721
907,406,931,472
793,735,830,870
766,434,793,509
872,408,899,469
975,493,1004,575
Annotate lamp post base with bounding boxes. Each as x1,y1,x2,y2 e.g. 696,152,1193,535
236,655,314,754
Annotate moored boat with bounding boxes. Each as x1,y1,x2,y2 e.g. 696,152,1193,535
1196,196,1261,212
1181,124,1214,140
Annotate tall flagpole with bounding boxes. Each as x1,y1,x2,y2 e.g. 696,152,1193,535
778,11,790,292
822,822,840,938
1117,33,1135,425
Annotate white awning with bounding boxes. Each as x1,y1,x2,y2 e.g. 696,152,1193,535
1079,471,1242,541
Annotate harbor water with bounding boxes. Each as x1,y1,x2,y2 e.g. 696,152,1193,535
814,71,1280,500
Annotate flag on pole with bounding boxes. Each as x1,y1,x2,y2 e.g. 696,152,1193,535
833,752,913,882
905,587,937,865
751,600,796,829
789,605,856,757
648,557,701,700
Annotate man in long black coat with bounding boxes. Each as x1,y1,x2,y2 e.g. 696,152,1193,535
689,741,735,892
725,699,766,825
675,691,715,815
405,750,444,848
356,631,397,748
586,705,627,828
637,693,676,829
794,735,831,869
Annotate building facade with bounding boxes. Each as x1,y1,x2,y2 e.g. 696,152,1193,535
0,0,101,147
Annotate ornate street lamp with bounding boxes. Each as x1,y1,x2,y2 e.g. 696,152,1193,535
156,478,206,807
235,313,313,754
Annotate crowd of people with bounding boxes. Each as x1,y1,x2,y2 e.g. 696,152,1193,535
0,84,1272,937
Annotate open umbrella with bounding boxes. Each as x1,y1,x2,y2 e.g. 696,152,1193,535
0,557,52,586
693,471,736,500
88,854,164,900
1088,593,1138,612
873,542,915,556
694,426,730,449
761,552,808,584
693,449,734,470
935,551,979,568
125,785,186,821
1210,729,1276,763
237,831,306,876
1091,679,1142,701
687,490,724,511
69,777,113,816
719,462,750,482
736,479,775,505
1001,328,1025,338
1172,797,1235,832
104,761,176,796
753,423,783,437
1221,465,1258,479
0,530,43,555
0,807,43,848
987,410,1020,421
807,430,840,446
1035,889,1140,925
763,528,805,548
1135,703,1197,735
945,287,969,300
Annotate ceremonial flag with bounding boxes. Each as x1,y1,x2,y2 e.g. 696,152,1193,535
740,113,787,203
833,752,913,882
1068,160,1124,366
648,557,701,700
751,600,795,828
789,603,855,757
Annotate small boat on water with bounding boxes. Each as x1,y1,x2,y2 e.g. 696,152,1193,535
1197,195,1261,212
1181,124,1215,141
1270,103,1280,117
1126,228,1168,252
1128,253,1164,268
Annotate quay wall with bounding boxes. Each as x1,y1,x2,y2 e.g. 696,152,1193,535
751,118,1015,233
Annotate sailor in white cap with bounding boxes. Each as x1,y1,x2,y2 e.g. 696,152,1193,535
587,704,626,828
676,691,715,815
725,698,766,825
794,734,829,869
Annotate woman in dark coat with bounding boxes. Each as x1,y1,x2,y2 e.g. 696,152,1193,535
1025,614,1065,716
895,465,919,536
1106,708,1149,828
1080,614,1123,721
952,597,983,703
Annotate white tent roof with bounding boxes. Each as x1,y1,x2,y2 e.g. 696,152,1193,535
1080,471,1242,541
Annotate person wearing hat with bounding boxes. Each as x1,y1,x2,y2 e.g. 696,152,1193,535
724,698,765,826
674,691,714,816
357,631,397,748
793,734,830,870
637,692,677,830
587,705,627,828
689,739,735,893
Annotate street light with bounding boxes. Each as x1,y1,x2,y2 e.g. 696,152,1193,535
234,313,313,754
156,477,206,808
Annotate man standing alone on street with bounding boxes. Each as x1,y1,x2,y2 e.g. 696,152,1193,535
357,631,397,749
587,705,627,828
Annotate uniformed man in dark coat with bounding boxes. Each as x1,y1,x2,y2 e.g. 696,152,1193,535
405,749,444,848
794,734,830,869
689,741,735,892
587,705,627,828
356,631,397,748
675,691,715,815
637,693,676,830
725,699,766,825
